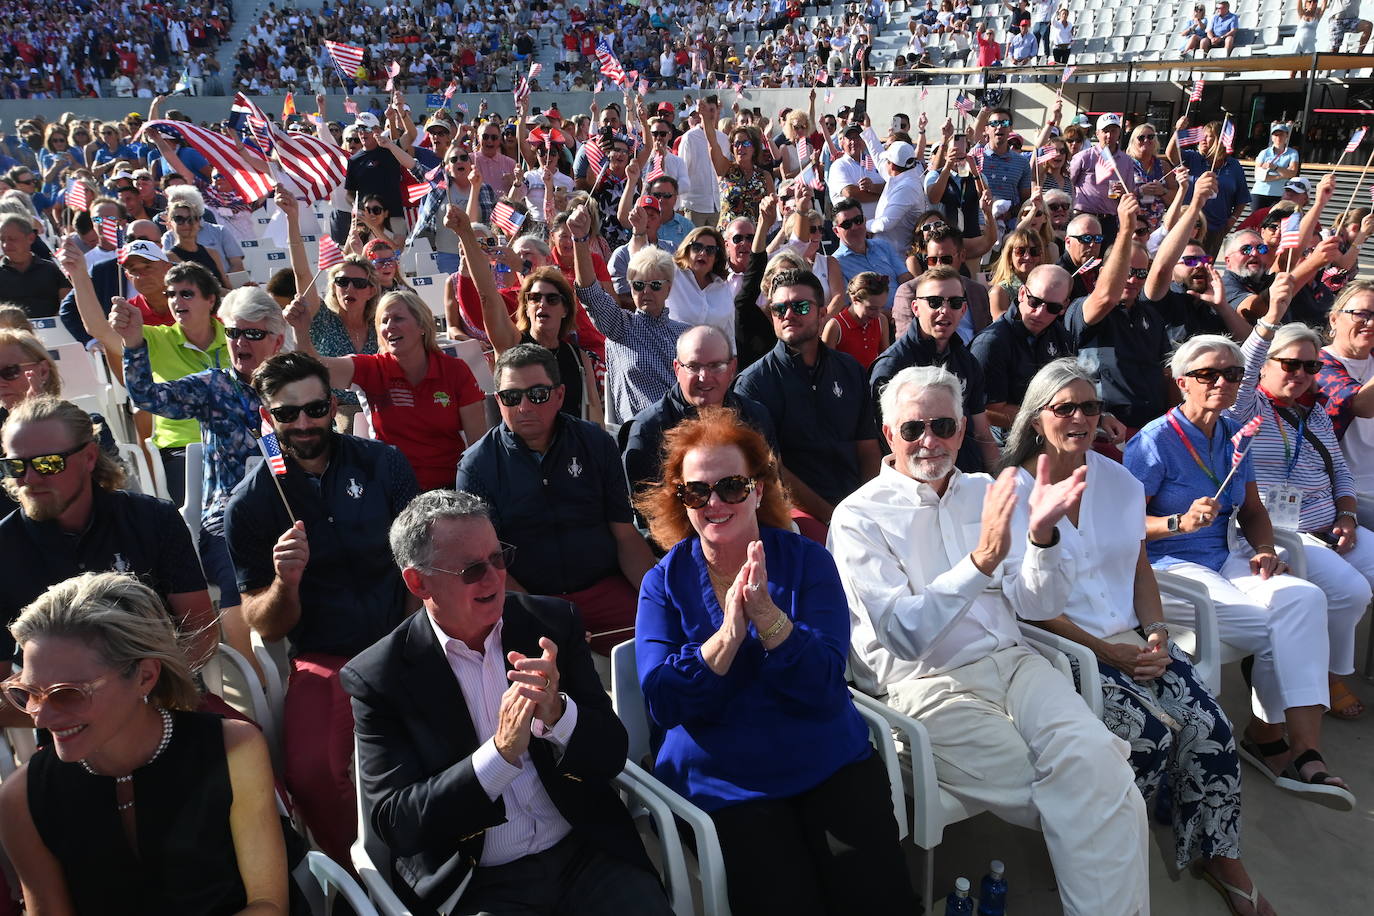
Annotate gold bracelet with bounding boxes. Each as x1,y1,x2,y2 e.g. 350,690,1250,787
758,614,788,642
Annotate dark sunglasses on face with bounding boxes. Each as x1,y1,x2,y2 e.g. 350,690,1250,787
836,216,864,230
898,417,958,440
223,326,270,341
163,288,199,300
1024,293,1065,314
430,544,517,584
0,442,90,478
333,275,372,289
526,291,564,305
1043,399,1104,418
988,118,1013,128
732,139,754,148
1185,366,1245,384
919,295,968,310
730,233,755,244
651,130,670,137
1012,246,1042,257
496,384,555,406
1128,267,1150,279
676,474,756,508
363,206,386,216
920,221,948,233
1180,254,1212,267
171,214,197,225
651,191,674,199
689,241,719,256
1239,243,1270,256
1269,356,1322,375
448,154,472,163
632,279,666,291
268,399,331,423
768,298,813,317
925,254,956,265
1048,202,1070,211
1070,234,1104,245
0,361,39,381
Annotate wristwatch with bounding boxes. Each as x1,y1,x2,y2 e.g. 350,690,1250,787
1143,622,1169,637
1338,509,1359,523
1166,513,1181,533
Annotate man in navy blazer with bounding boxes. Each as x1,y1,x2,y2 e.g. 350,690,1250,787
341,490,671,916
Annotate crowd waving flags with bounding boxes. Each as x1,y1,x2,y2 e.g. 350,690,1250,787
324,40,364,83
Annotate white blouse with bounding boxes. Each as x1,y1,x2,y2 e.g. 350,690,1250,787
1012,451,1146,639
665,267,737,346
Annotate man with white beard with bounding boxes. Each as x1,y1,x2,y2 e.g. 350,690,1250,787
827,364,1151,916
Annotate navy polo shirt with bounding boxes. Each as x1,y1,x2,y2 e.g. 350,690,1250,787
869,325,988,472
970,305,1074,410
0,487,206,662
735,340,878,507
621,384,779,494
1153,284,1233,347
1065,295,1171,431
456,413,633,596
225,434,417,659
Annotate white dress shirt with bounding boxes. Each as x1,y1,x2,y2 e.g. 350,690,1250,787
665,267,737,346
678,126,731,213
868,165,930,252
828,462,1070,693
427,612,579,867
1013,451,1146,640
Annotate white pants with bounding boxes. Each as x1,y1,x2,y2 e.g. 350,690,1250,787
887,646,1149,916
1158,550,1329,722
1299,528,1374,675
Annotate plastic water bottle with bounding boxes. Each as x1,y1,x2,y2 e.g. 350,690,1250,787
945,877,974,916
977,861,1007,916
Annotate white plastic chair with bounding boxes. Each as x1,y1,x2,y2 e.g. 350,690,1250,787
203,642,275,737
1017,621,1104,718
250,631,288,771
409,275,447,325
181,441,204,541
28,315,78,348
302,850,381,916
350,735,428,916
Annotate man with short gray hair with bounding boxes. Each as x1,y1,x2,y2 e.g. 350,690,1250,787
341,489,672,916
829,364,1150,916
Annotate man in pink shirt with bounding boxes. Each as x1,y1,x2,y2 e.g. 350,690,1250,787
474,119,516,196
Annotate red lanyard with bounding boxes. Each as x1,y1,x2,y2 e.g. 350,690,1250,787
1166,409,1222,489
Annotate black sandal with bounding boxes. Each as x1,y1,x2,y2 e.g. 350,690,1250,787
1275,749,1356,811
1236,735,1288,784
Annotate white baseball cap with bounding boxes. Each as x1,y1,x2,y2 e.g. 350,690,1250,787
1285,177,1312,196
1096,113,1123,130
119,240,169,263
354,112,381,129
880,141,919,169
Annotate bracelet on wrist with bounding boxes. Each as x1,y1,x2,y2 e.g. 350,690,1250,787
1338,509,1359,522
1256,317,1281,332
1254,543,1276,554
1028,527,1061,549
1143,621,1169,636
758,613,788,642
573,233,591,244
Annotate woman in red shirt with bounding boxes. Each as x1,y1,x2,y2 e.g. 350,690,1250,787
286,290,489,489
820,271,890,370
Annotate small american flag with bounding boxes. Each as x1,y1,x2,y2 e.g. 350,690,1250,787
1176,127,1206,147
595,80,604,93
969,145,985,173
1230,415,1262,467
919,87,929,102
954,93,974,116
444,80,459,100
639,78,649,94
402,169,431,205
385,60,402,91
1346,127,1368,154
1035,144,1057,165
513,76,530,104
258,422,288,476
797,138,812,163
528,62,543,81
66,179,92,213
491,200,526,237
343,98,358,115
1073,257,1102,276
861,152,875,171
324,40,365,82
798,162,825,191
1189,77,1205,102
1060,64,1076,83
825,89,834,104
1278,212,1303,252
584,139,606,175
317,234,344,270
98,216,122,250
596,37,627,86
1219,119,1235,153
644,155,664,183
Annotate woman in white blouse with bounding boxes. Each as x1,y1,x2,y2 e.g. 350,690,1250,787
1003,359,1274,916
664,227,737,346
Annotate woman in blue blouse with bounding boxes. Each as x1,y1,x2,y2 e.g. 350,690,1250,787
635,409,915,915
1251,123,1301,210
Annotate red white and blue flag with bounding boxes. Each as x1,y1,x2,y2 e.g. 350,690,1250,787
1035,144,1057,165
1176,127,1206,147
66,179,92,213
1219,119,1235,153
258,422,288,476
644,155,664,184
797,137,812,163
1060,64,1076,83
98,215,122,250
1346,127,1367,154
1189,77,1205,102
317,234,344,271
233,92,276,157
385,60,401,91
596,38,627,86
324,41,365,83
145,119,275,203
584,138,606,176
491,201,526,237
1278,212,1303,252
954,93,974,116
269,126,350,203
1230,415,1262,466
443,80,459,101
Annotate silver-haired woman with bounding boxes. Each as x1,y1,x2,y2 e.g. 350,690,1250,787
1002,359,1271,915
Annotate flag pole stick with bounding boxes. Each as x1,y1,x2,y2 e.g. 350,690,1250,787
1336,141,1374,227
1210,113,1230,172
1213,438,1256,501
254,431,298,523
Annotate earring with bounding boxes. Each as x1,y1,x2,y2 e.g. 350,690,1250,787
142,694,150,704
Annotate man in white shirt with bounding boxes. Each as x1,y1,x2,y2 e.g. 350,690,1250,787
826,123,884,220
342,490,672,916
678,94,731,226
828,365,1150,916
868,140,929,253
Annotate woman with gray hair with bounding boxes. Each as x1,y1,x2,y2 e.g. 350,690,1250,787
1002,359,1270,914
1122,296,1352,812
0,572,287,914
1229,288,1374,722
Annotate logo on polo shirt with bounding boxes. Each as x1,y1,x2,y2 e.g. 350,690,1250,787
388,387,415,407
1047,342,1058,357
111,553,130,573
347,478,364,499
568,456,583,478
832,380,843,398
433,391,451,407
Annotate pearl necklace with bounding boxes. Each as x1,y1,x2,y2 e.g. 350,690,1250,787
80,707,174,811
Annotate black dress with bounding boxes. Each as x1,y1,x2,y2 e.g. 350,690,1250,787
26,710,247,916
169,245,226,286
520,332,585,418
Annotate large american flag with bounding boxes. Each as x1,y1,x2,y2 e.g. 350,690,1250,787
233,92,276,157
596,38,626,86
144,119,274,203
325,41,365,82
261,122,350,203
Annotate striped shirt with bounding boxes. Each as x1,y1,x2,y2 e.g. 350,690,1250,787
576,282,689,426
426,613,577,868
1227,331,1355,531
973,144,1032,210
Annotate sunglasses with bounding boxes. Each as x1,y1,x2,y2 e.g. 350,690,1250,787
0,442,90,479
268,398,331,423
1180,254,1212,267
1238,244,1270,256
171,214,197,225
768,298,813,317
988,118,1013,128
428,543,517,584
1128,268,1150,279
1268,356,1322,375
525,291,564,305
890,411,961,444
651,130,671,137
632,279,666,291
732,139,754,148
1136,133,1157,141
223,327,271,341
363,206,387,215
1024,293,1065,314
920,221,949,233
926,254,956,265
651,191,675,199
919,295,968,310
163,288,199,300
1,673,117,716
1012,246,1042,257
729,232,755,244
676,474,756,508
448,154,472,162
1042,399,1104,418
370,256,400,268
1048,202,1070,211
1070,234,1104,245
333,275,372,289
1184,365,1244,384
836,216,864,230
0,361,39,381
689,241,719,256
496,384,555,406
482,133,500,141
114,185,135,194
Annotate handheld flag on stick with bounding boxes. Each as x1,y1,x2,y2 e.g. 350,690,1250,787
596,38,627,86
1176,127,1206,147
256,422,297,522
98,216,122,250
954,93,974,117
66,179,92,214
324,41,365,84
491,201,526,237
1213,415,1263,499
1219,119,1235,153
343,98,358,115
1189,77,1205,102
1072,256,1102,277
1035,144,1057,165
282,92,297,118
1346,127,1367,155
583,138,606,176
1277,212,1303,252
317,234,344,271
644,156,665,184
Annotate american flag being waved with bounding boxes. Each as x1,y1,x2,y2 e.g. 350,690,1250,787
258,422,288,476
1230,415,1263,466
1278,212,1303,252
595,38,627,86
1346,127,1368,154
1189,77,1205,102
145,119,275,202
1219,119,1235,153
1176,127,1207,147
324,41,365,82
491,201,526,237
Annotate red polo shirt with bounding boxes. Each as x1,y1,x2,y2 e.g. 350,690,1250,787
350,350,485,490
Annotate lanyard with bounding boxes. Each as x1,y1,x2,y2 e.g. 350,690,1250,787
1267,397,1305,479
1166,409,1222,489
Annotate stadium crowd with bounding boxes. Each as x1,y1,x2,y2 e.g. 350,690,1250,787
0,38,1372,916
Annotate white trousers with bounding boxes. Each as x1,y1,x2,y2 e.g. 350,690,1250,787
887,646,1149,916
1298,528,1374,675
1158,550,1329,722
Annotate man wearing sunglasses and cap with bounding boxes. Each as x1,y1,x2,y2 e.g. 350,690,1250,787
828,363,1151,916
225,351,417,866
458,345,656,656
340,488,672,916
